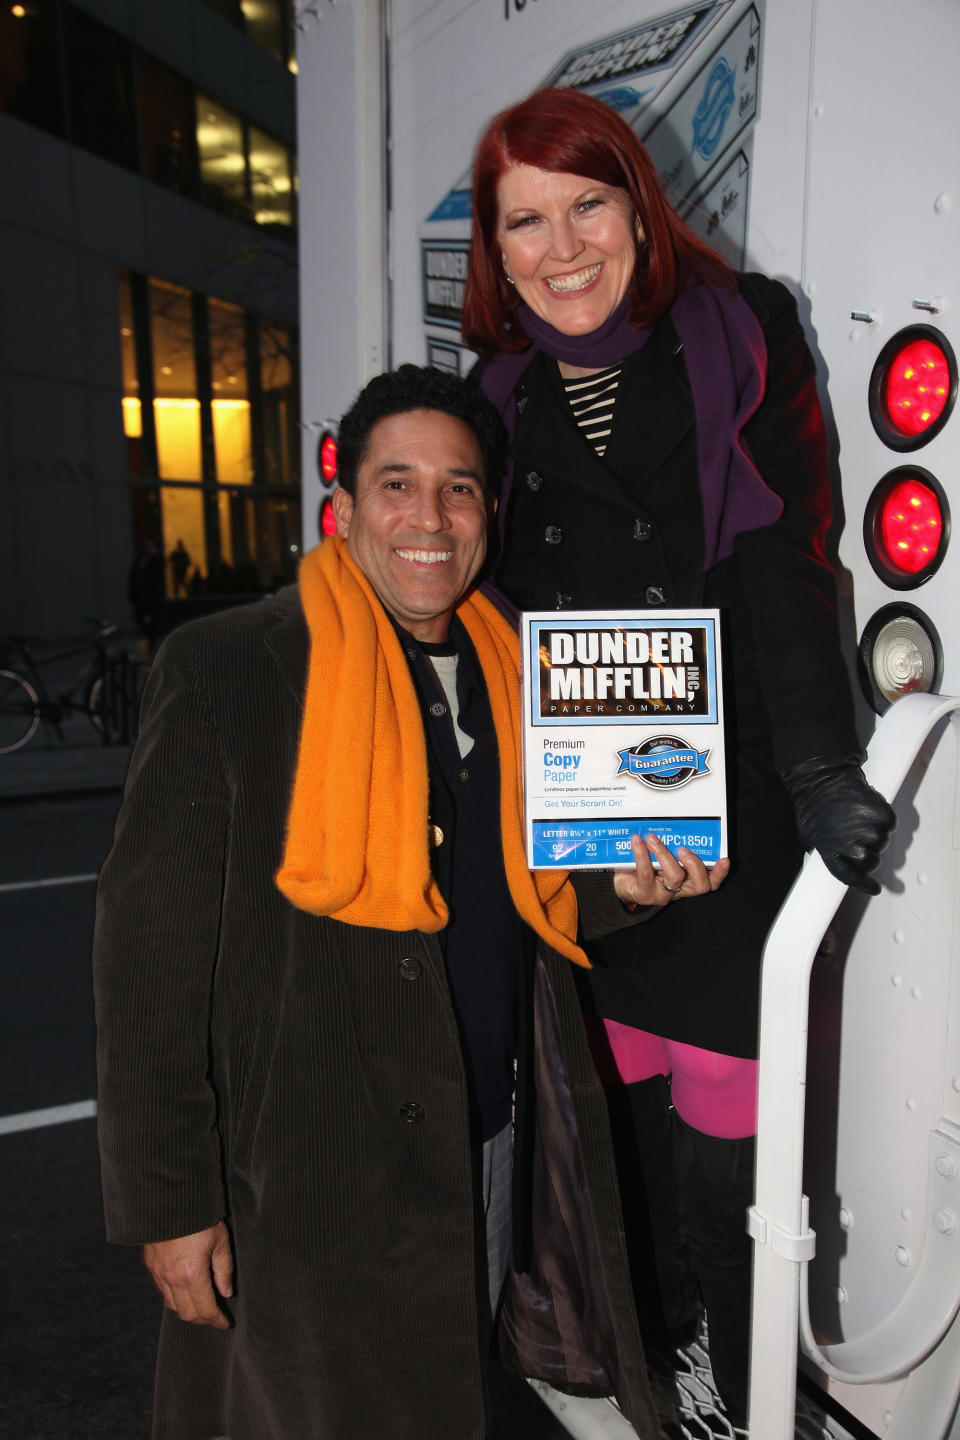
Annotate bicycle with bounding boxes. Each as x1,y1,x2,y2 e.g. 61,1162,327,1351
0,618,145,754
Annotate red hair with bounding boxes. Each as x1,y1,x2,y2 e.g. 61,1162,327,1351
461,87,734,357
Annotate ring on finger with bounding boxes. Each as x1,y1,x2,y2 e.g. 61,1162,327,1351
658,877,684,894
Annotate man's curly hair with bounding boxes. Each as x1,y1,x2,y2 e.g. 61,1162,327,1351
336,364,507,499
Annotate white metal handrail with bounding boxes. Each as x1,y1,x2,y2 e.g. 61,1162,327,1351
747,692,960,1440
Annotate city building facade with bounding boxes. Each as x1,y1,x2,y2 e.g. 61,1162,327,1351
0,0,300,636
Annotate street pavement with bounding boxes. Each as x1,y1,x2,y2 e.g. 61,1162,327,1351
0,712,131,805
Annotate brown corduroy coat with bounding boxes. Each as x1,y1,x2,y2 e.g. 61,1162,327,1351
93,583,662,1440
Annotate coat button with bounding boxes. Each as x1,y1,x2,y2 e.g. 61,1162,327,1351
427,823,444,848
555,592,572,608
526,470,542,491
544,525,562,544
633,518,653,543
429,701,447,717
644,585,666,605
400,1101,424,1124
398,957,422,981
458,767,469,783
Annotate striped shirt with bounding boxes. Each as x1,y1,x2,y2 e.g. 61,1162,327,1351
561,364,622,457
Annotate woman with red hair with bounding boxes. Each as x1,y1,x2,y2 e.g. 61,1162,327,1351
463,86,894,1426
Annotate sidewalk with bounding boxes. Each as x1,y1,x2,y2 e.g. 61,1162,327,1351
0,716,132,803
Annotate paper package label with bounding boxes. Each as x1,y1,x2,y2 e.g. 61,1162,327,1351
521,609,727,869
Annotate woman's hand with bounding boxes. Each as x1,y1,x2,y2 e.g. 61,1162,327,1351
612,833,730,910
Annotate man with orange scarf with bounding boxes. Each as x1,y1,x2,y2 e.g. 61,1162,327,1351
94,364,723,1440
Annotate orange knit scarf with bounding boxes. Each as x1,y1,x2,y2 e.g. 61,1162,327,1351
275,538,588,968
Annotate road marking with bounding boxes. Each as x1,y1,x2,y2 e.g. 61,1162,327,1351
0,1099,97,1135
0,873,98,894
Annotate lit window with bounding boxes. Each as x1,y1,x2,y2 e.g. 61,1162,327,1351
150,279,202,483
241,0,285,63
118,272,142,464
248,125,293,229
209,297,252,489
196,94,249,221
260,322,299,486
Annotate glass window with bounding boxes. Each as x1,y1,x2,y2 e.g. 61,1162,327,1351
63,2,136,169
217,491,235,567
136,52,197,197
150,280,202,483
118,271,143,472
250,493,300,588
248,124,293,230
209,297,252,486
259,321,298,487
130,482,164,563
120,270,301,601
204,0,244,27
161,491,207,590
196,93,249,222
0,0,64,137
240,0,284,63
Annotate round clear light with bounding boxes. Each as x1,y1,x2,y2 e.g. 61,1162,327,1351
871,615,936,704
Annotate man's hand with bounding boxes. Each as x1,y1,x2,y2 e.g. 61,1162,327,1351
612,833,730,909
143,1222,234,1329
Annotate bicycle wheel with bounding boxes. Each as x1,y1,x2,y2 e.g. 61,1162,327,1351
87,671,121,741
0,668,41,753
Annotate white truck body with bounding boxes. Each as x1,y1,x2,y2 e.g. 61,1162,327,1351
295,2,960,1434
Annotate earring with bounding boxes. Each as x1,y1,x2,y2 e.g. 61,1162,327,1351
505,275,515,285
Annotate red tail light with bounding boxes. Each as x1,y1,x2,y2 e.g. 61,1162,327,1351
864,467,949,588
869,326,957,451
320,498,338,537
319,431,338,483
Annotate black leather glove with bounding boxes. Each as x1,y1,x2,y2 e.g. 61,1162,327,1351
779,753,896,896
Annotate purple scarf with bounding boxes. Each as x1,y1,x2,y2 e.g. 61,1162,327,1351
480,283,782,571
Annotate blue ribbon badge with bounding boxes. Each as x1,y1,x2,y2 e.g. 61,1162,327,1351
617,736,710,789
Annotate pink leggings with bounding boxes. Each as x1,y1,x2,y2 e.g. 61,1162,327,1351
598,1019,758,1140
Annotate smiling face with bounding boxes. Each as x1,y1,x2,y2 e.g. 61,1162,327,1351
331,409,492,643
496,163,640,336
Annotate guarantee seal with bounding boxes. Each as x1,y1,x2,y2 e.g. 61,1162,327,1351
616,735,711,789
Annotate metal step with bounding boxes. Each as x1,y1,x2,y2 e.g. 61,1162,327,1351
528,1323,864,1440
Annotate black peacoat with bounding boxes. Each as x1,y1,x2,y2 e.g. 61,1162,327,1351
93,583,662,1440
494,274,862,1057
